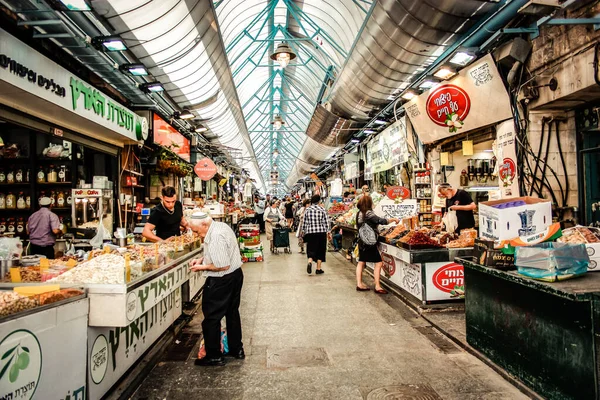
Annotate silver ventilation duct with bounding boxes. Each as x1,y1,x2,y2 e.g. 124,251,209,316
287,0,500,187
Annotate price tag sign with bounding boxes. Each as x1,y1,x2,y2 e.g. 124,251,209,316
374,199,419,220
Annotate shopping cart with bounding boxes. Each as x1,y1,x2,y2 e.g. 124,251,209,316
271,223,291,254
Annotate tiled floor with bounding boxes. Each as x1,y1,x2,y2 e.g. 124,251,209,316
132,235,527,400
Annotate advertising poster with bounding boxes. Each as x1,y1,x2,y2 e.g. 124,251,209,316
405,54,512,143
153,114,191,162
424,262,465,301
367,118,410,174
377,243,423,300
374,198,418,220
0,300,88,400
494,120,520,199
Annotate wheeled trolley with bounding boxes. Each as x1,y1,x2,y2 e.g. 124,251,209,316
271,226,291,254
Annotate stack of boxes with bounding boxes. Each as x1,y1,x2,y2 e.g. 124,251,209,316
239,224,263,262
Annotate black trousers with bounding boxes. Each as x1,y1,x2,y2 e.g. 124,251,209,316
29,243,55,259
255,213,265,233
201,268,244,358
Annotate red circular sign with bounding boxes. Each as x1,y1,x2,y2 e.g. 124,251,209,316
498,157,516,181
194,158,217,181
386,186,411,200
432,262,464,293
381,253,396,277
426,84,471,127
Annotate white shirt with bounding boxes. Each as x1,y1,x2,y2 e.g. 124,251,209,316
202,221,243,278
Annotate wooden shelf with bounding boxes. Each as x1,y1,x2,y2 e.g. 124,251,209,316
51,207,71,211
0,158,30,162
123,169,143,177
36,182,72,185
0,208,31,212
37,157,71,162
122,184,144,188
416,197,431,200
0,183,31,187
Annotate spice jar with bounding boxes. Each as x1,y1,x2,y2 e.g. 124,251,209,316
0,193,4,210
47,165,58,183
16,192,26,210
7,218,15,234
49,190,56,207
0,168,5,184
37,166,45,183
15,168,23,183
6,193,16,209
25,169,30,183
6,168,14,184
66,192,72,206
0,219,6,234
26,195,30,209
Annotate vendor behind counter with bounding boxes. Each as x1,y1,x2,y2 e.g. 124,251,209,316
142,186,189,242
438,183,476,234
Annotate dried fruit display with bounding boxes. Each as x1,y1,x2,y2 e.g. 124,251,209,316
399,231,442,248
0,291,38,317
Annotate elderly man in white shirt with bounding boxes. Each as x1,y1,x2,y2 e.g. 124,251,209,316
189,212,244,366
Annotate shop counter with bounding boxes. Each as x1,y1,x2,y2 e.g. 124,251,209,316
371,243,472,304
86,247,203,327
461,258,600,400
0,294,88,400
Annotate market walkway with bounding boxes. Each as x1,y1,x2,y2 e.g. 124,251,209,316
132,235,527,400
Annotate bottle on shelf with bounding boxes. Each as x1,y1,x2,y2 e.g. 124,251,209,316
6,167,14,185
0,193,4,210
16,218,25,236
0,169,5,184
47,165,58,183
6,193,15,209
26,195,31,209
66,191,72,206
15,168,23,183
0,219,6,234
16,192,26,210
37,166,46,183
49,190,56,207
57,190,65,207
25,168,30,183
59,165,67,182
7,218,15,234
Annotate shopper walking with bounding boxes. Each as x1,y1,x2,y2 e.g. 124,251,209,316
253,195,265,233
264,199,285,250
296,198,310,254
284,197,295,227
355,195,399,293
27,197,61,259
189,213,244,366
301,195,330,275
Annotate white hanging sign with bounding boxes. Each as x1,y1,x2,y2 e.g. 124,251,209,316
374,198,418,220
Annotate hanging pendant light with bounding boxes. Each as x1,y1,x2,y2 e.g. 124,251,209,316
273,148,279,158
271,115,285,130
270,42,296,68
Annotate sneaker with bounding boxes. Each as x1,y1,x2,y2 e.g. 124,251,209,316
307,262,312,274
316,269,324,275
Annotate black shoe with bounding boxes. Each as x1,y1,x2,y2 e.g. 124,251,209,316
225,348,246,359
316,269,324,275
194,357,225,366
307,262,312,274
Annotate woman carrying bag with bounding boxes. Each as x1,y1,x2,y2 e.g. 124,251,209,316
355,195,399,293
264,199,285,250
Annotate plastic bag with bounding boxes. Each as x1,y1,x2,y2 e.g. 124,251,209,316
0,238,23,259
515,242,589,282
443,210,458,233
89,221,107,249
197,327,229,359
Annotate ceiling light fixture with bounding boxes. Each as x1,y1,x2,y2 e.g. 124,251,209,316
58,0,91,10
120,63,148,76
139,82,164,93
271,115,285,130
449,51,476,66
270,42,296,69
374,120,388,125
92,36,127,52
418,78,440,90
195,126,207,133
433,66,457,80
273,148,279,157
363,129,375,135
350,138,360,143
401,90,418,101
177,109,195,120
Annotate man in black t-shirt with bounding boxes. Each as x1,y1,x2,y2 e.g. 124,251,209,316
438,183,476,234
142,186,189,242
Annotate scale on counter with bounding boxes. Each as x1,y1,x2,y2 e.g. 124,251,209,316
133,208,151,234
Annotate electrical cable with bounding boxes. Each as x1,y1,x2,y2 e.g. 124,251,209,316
554,119,569,206
529,117,546,196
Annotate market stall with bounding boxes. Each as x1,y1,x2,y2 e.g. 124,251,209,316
0,286,87,400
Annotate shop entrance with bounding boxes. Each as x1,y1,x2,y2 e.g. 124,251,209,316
581,134,600,226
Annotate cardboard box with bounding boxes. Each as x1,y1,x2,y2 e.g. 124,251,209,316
585,243,600,271
478,196,552,241
93,175,108,189
473,239,515,270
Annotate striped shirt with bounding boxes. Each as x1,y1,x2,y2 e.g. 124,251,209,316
301,204,330,235
202,221,243,278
